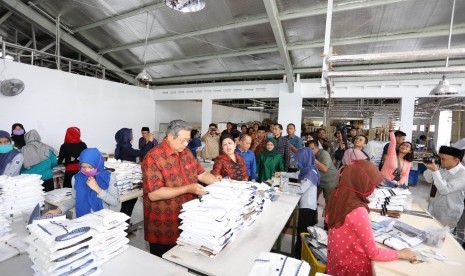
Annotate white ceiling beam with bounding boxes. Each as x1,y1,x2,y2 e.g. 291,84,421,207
280,0,411,21
100,16,269,54
122,45,278,70
263,0,294,93
150,59,465,84
288,23,465,51
151,70,287,83
327,48,465,64
73,3,165,33
100,0,408,54
1,0,134,83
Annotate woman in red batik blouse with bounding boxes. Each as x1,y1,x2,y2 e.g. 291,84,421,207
212,134,248,181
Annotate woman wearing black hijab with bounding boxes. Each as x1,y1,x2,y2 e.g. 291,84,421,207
11,123,26,149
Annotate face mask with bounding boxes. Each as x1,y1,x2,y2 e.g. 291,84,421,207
0,144,13,153
81,168,98,177
266,133,274,139
12,129,25,135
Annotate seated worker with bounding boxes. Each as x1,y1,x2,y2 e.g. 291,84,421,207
46,148,120,218
0,130,24,176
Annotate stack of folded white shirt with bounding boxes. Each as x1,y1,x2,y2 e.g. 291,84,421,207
26,215,100,276
249,252,310,276
0,174,45,222
176,181,273,257
104,160,142,194
368,187,412,213
75,209,130,265
0,216,28,263
45,188,73,202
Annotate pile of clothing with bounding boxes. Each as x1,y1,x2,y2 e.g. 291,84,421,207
0,174,45,221
0,216,28,263
75,209,130,264
45,188,73,203
26,210,130,275
368,187,412,218
27,214,99,276
104,160,142,194
249,252,310,276
177,181,273,257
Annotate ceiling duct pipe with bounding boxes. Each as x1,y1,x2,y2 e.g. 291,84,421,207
324,66,465,78
326,48,465,64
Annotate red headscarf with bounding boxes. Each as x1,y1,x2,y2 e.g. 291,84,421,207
326,160,384,229
64,127,81,144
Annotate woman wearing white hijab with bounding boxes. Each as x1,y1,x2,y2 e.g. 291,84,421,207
21,129,58,192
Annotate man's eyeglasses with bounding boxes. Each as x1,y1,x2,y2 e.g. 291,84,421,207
178,138,192,144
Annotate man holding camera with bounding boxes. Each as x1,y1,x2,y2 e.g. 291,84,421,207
201,123,220,160
425,146,465,231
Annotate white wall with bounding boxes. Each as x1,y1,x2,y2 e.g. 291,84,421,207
154,100,270,132
0,61,154,153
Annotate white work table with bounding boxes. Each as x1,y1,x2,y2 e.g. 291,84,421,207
372,202,465,276
0,244,191,276
163,192,301,276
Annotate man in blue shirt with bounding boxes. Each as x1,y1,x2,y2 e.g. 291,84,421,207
235,134,257,181
285,123,303,153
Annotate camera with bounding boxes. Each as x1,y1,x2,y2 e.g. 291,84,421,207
423,156,440,164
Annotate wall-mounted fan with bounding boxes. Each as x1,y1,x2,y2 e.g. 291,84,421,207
0,79,25,96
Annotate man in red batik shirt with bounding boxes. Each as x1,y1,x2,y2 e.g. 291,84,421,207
142,120,218,257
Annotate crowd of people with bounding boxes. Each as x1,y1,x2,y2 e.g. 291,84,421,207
1,119,464,275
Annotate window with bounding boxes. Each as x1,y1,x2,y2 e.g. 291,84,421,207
429,125,435,132
420,125,425,131
412,125,417,131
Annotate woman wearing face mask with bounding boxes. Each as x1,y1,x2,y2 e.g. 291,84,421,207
256,138,284,183
211,134,248,181
381,123,413,186
21,130,58,192
45,148,120,218
325,160,417,276
0,130,24,176
275,147,320,258
58,127,87,188
11,123,26,149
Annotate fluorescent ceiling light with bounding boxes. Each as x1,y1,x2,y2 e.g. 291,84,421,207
247,106,265,110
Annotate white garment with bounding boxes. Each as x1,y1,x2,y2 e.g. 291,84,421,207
425,163,465,228
249,252,310,276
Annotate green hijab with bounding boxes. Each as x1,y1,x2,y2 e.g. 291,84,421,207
261,138,280,158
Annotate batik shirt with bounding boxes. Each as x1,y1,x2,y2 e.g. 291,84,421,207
142,139,204,244
211,152,248,181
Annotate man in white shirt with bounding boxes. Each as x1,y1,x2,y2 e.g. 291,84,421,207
424,146,465,233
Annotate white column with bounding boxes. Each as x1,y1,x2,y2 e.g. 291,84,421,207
400,95,416,141
278,83,303,136
201,99,213,134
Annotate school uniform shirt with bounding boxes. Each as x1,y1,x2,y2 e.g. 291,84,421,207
326,207,398,276
425,163,465,228
142,139,205,244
